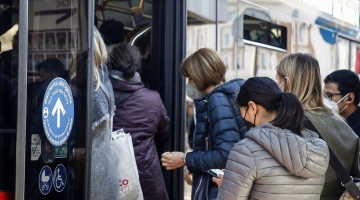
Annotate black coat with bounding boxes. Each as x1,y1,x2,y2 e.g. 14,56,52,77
185,79,247,200
346,106,360,137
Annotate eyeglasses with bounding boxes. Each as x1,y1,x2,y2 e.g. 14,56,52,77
324,92,343,100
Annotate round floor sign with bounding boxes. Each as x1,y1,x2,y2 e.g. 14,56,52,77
42,78,74,147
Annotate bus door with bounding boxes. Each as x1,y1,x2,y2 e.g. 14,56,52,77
97,1,186,199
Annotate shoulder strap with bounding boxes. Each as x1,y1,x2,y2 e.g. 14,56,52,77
304,117,360,199
115,92,134,106
100,82,114,132
100,82,112,110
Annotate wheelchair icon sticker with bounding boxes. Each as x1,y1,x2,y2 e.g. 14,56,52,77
53,164,67,192
39,166,52,195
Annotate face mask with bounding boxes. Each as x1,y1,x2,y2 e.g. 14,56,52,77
186,83,205,100
243,108,255,130
337,93,350,113
323,93,349,113
323,97,339,113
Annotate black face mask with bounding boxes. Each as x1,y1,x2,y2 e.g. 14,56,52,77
243,107,255,130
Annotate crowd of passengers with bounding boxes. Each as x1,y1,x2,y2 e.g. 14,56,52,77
95,26,360,199
166,49,360,200
1,20,360,200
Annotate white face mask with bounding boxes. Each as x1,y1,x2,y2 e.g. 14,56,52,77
186,83,206,100
336,93,350,113
323,93,350,113
323,97,339,113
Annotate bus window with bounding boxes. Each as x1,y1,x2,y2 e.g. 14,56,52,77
243,15,287,52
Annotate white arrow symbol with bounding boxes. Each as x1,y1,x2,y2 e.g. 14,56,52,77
52,98,66,128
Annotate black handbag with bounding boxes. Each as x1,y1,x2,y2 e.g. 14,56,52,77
304,118,360,199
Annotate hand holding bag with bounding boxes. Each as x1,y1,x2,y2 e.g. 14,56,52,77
111,128,143,200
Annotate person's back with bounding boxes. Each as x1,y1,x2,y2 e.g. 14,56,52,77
109,43,169,200
305,109,360,199
276,53,360,199
219,124,328,200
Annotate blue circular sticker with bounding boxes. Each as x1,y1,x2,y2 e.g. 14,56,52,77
42,78,74,147
39,166,52,195
53,164,67,192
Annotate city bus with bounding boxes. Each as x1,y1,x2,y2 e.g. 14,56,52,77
0,0,359,200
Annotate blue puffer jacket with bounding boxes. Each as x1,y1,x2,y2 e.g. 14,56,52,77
185,78,247,200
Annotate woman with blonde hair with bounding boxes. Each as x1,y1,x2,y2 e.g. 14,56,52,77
161,48,246,199
276,52,360,199
70,27,120,199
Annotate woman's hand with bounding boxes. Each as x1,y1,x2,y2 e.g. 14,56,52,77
212,169,225,188
212,174,223,188
184,166,192,185
161,151,185,170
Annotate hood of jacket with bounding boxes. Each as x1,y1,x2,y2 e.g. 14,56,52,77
245,123,329,178
109,70,144,93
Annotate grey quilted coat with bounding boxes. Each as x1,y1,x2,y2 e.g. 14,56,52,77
217,123,330,200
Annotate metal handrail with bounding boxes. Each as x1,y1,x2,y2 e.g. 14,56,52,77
129,24,152,46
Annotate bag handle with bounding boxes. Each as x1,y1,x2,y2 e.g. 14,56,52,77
303,117,360,199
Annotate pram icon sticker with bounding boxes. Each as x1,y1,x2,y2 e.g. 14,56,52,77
53,164,67,192
38,166,52,195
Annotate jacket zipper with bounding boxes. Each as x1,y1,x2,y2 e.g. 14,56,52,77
205,137,208,151
194,175,204,199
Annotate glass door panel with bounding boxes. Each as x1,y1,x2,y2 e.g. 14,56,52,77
0,0,19,198
25,0,89,199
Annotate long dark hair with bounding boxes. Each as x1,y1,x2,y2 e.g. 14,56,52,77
237,77,304,135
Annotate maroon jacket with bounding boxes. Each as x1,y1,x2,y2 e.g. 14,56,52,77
111,77,169,200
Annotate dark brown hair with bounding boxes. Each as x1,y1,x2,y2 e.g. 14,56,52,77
180,48,226,91
109,43,142,79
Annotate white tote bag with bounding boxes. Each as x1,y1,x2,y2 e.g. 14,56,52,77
111,128,144,200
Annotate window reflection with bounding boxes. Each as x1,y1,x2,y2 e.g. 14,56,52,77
0,1,19,197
